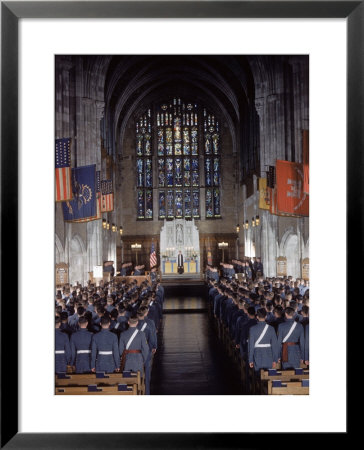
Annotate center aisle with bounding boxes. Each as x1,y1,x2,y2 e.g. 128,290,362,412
150,295,244,395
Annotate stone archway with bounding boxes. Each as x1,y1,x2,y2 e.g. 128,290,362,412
280,228,300,279
55,234,64,264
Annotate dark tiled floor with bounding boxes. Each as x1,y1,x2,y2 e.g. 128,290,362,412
163,296,207,311
150,296,244,395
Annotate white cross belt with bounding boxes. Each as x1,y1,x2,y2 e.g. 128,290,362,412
77,350,91,354
55,350,65,354
99,351,113,355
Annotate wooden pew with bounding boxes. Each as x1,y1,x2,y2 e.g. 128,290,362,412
260,368,309,382
259,368,309,394
55,384,137,395
275,361,309,370
268,379,309,395
56,371,144,395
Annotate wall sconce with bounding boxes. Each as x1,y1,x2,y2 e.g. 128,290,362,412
252,217,255,227
106,221,110,230
255,215,260,226
236,224,240,233
119,226,123,236
244,220,249,230
102,219,107,229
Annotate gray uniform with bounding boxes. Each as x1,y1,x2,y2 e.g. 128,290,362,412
277,319,305,369
91,329,120,373
248,322,279,372
55,329,71,373
119,327,149,374
70,328,93,373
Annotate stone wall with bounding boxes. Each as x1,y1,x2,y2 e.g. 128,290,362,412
54,55,309,285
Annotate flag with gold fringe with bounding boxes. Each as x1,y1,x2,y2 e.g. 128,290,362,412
62,165,97,222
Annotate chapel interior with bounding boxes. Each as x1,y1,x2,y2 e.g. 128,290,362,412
55,55,309,395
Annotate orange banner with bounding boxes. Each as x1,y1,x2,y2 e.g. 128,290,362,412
302,130,309,195
276,160,309,216
269,187,278,215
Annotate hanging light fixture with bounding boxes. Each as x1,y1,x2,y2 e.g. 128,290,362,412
119,226,123,236
112,223,116,233
236,224,240,233
255,215,260,226
252,217,255,227
245,220,249,230
106,221,110,230
102,219,107,229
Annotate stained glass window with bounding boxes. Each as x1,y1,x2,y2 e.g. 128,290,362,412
136,100,221,220
157,98,200,219
135,110,153,219
204,109,221,218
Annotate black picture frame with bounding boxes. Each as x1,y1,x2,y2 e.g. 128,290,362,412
1,1,354,448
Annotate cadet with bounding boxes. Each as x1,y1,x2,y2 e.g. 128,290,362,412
265,301,275,324
106,296,116,313
59,311,73,338
116,304,129,331
137,308,157,395
248,308,279,372
150,267,158,283
68,306,85,332
109,309,120,334
271,305,285,333
239,306,258,359
55,316,71,374
229,298,246,342
119,314,149,376
147,293,162,330
300,305,309,328
91,317,120,373
277,307,305,369
70,316,93,373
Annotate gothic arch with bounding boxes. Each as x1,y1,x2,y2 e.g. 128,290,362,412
69,234,87,286
279,227,296,254
280,227,303,279
55,234,64,264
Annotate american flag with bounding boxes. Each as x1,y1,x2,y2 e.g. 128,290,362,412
150,241,157,268
101,179,114,212
55,138,73,202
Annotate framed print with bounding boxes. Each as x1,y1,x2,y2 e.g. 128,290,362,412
1,0,355,447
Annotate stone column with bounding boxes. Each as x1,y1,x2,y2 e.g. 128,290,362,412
290,56,309,163
55,57,73,139
255,97,266,176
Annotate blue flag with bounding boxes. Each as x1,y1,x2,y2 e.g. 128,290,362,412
62,165,96,221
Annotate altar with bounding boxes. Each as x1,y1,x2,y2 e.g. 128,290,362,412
160,219,200,275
